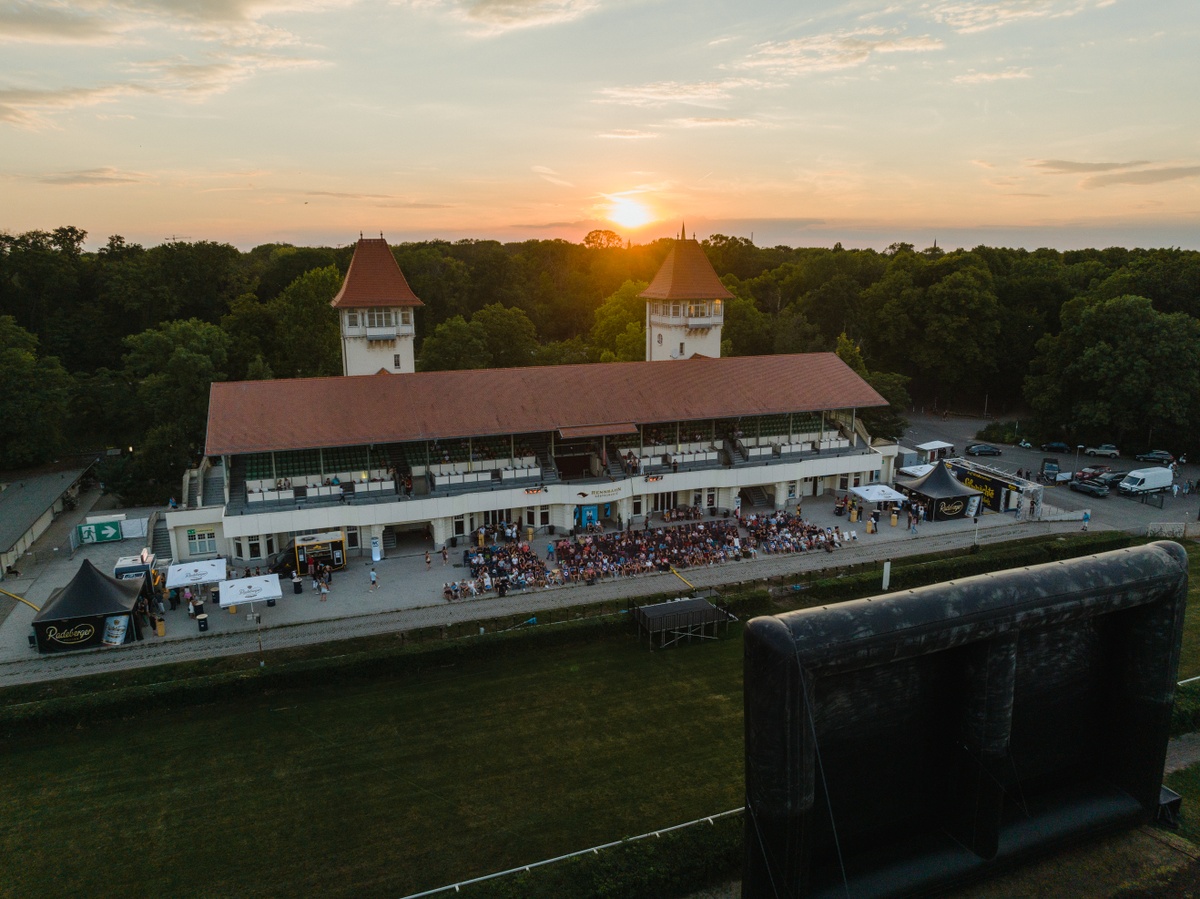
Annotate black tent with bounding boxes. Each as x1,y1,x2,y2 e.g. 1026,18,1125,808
32,559,144,653
898,462,984,522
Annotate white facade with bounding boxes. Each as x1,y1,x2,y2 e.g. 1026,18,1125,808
645,298,725,361
341,308,417,376
165,439,897,566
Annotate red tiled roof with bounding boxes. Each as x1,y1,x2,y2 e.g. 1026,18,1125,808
205,354,887,455
330,237,423,309
639,238,733,301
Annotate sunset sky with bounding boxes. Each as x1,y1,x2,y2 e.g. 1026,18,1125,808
3,0,1199,251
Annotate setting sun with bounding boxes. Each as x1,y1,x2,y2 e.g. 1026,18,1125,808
606,196,653,229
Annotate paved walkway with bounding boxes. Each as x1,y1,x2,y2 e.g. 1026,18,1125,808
0,493,1092,688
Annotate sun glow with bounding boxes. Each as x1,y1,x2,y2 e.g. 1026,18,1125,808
606,196,653,229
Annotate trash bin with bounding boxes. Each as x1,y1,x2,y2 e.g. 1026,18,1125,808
292,577,303,594
267,598,276,607
850,507,859,523
890,510,898,527
155,618,166,637
228,604,238,615
450,535,457,548
197,614,209,632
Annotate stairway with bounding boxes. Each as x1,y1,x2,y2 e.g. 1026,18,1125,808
202,463,226,507
151,519,172,564
186,473,201,509
743,486,771,509
382,528,398,551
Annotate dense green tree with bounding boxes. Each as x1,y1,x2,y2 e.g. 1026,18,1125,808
533,337,590,367
264,266,342,378
69,368,133,451
835,332,910,440
721,295,773,356
772,307,824,354
255,246,339,302
589,280,648,358
797,274,862,344
393,244,472,331
472,303,539,368
417,315,490,371
1024,294,1200,449
122,318,231,449
0,316,72,468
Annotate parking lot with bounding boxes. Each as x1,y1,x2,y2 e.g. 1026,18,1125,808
906,414,1200,534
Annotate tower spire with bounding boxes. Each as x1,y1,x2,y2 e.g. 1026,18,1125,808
680,221,686,240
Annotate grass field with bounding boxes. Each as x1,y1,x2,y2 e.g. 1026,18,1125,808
3,534,1199,899
0,627,746,898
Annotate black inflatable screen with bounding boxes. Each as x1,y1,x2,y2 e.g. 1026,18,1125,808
743,541,1187,898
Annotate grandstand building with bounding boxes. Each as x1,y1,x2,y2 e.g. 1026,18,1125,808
162,235,896,566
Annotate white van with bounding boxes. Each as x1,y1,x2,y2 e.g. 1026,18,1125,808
1118,467,1174,495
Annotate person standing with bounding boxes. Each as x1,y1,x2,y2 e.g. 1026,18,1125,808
425,550,432,569
1082,510,1091,531
369,567,378,592
441,545,449,566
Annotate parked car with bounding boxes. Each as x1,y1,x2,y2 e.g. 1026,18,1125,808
1069,479,1110,497
1085,444,1120,457
1135,450,1175,464
966,443,1002,456
1096,471,1130,488
1076,465,1111,481
1041,441,1071,454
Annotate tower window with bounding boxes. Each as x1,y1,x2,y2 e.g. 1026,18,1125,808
394,354,402,369
346,312,358,328
679,342,685,356
401,310,411,325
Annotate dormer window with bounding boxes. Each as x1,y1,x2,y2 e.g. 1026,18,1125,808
346,312,359,328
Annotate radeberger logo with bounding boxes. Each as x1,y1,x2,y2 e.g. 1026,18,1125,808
45,623,96,644
237,585,263,599
939,500,965,516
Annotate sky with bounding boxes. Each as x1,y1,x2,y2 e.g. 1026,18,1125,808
2,0,1199,252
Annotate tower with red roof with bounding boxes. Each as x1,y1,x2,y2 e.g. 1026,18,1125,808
639,225,733,361
331,236,424,376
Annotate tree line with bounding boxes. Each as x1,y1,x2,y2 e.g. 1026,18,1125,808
3,226,1198,501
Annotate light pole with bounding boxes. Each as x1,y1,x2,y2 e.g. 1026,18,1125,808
1074,445,1084,481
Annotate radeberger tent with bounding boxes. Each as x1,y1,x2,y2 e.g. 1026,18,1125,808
898,462,984,522
31,559,144,653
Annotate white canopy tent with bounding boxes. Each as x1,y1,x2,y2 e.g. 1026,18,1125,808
849,484,909,505
166,559,227,590
218,575,282,609
916,440,955,453
898,464,935,479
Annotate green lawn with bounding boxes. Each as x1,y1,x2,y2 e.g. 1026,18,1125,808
0,630,746,899
1179,541,1200,680
3,534,1198,899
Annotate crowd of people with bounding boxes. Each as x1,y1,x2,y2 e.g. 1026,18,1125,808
441,516,756,599
742,510,851,554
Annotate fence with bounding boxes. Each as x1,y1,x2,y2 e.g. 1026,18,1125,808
397,807,744,898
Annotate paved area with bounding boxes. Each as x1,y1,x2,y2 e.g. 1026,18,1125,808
0,483,1090,687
